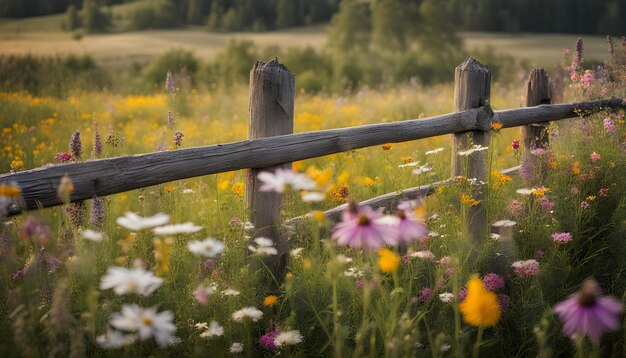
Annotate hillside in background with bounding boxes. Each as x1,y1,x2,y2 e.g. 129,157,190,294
1,0,625,35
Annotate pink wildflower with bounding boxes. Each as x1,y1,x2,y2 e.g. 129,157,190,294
511,139,520,150
581,201,591,209
331,203,400,250
511,259,540,278
570,187,580,195
540,196,555,212
604,117,616,133
394,208,428,244
551,232,573,244
508,199,523,217
590,152,601,161
553,278,623,344
598,187,609,197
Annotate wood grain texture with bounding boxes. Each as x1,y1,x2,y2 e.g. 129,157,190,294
245,58,294,281
451,57,491,245
0,107,489,215
1,97,623,217
523,68,551,150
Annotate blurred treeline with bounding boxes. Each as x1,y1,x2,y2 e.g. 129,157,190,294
0,41,524,96
2,0,626,35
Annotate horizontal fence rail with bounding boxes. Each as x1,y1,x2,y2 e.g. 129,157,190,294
0,97,624,216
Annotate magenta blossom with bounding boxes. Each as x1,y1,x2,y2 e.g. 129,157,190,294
55,152,73,163
554,278,623,344
331,203,400,250
511,139,520,150
482,273,505,291
259,326,281,352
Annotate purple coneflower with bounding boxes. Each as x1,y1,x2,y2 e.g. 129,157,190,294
394,208,428,244
331,202,399,250
553,278,623,344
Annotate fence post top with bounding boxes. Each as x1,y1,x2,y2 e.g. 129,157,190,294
252,57,292,74
457,56,490,73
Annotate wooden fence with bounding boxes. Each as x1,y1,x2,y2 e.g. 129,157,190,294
1,57,625,278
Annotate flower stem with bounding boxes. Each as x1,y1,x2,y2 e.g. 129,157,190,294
472,326,485,358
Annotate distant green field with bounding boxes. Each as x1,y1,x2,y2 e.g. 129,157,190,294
0,13,611,71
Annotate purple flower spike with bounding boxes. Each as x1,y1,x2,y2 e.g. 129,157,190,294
554,278,623,344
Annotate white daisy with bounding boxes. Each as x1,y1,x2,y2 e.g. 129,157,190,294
200,321,224,338
231,307,263,322
425,147,445,155
458,145,489,156
274,330,303,347
290,247,304,258
116,212,170,231
153,222,203,235
257,168,317,193
516,188,534,195
100,266,163,296
229,342,244,353
300,191,325,202
187,238,225,257
81,229,104,242
492,220,516,227
438,292,454,303
96,330,137,349
194,322,208,330
222,288,240,296
109,304,176,347
248,237,278,256
412,164,431,175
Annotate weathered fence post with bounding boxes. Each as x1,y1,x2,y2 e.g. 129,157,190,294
246,58,295,284
451,57,491,245
523,68,552,150
490,222,518,275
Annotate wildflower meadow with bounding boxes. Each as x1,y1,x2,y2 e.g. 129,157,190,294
1,38,626,358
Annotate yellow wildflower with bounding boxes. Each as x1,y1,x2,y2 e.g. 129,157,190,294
377,249,400,273
0,183,21,198
311,210,325,222
218,180,230,191
491,122,503,130
459,275,501,327
532,187,549,197
491,171,512,189
586,195,596,201
571,161,580,175
263,295,278,307
363,177,377,187
164,185,176,193
461,194,480,206
402,156,413,164
381,143,392,151
231,182,245,197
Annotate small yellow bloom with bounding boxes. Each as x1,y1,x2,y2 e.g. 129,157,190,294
550,161,557,169
586,195,596,201
263,295,278,307
381,143,392,151
532,187,550,197
218,180,230,191
571,161,580,175
491,122,503,130
311,210,325,222
377,249,400,273
402,156,413,164
0,183,21,198
164,185,176,193
231,182,245,197
459,275,501,327
460,194,480,206
302,259,312,270
363,177,377,187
